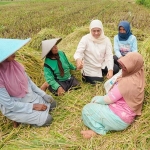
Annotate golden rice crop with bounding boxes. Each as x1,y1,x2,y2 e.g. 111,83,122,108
0,0,150,150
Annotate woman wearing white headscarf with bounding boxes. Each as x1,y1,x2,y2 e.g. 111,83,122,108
74,19,119,84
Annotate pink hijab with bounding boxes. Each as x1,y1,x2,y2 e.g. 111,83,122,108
0,60,28,98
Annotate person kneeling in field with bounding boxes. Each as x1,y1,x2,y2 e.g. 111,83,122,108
74,19,119,84
81,52,145,139
0,38,56,127
113,20,138,69
40,38,80,96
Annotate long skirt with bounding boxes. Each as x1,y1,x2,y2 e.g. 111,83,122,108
82,103,129,135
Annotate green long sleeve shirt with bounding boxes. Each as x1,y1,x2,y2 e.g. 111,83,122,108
44,51,76,91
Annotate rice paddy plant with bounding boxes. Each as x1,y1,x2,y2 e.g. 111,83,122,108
0,0,106,38
1,0,150,39
0,0,150,149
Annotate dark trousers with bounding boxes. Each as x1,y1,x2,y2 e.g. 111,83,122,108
82,64,119,85
82,75,104,84
113,55,120,68
102,63,119,76
48,76,80,95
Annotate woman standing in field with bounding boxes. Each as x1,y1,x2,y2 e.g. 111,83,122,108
114,20,137,68
40,38,80,96
0,38,56,127
81,52,145,139
74,19,119,84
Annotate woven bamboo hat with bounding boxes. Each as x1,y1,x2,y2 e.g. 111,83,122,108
0,38,31,63
41,38,62,59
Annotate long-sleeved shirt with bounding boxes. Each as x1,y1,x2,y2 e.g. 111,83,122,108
44,51,76,91
0,75,50,126
74,34,113,77
114,35,137,58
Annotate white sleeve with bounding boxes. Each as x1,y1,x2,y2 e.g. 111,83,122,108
74,36,87,60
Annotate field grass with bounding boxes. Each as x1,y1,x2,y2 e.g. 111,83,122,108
0,2,12,5
136,0,150,8
0,0,150,149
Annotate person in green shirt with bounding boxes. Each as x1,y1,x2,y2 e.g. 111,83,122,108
41,38,80,96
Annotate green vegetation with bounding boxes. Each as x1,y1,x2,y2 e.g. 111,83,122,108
136,0,150,8
0,0,150,149
0,2,12,5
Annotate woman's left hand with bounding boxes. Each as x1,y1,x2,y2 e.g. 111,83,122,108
57,86,65,96
107,70,113,79
33,104,47,111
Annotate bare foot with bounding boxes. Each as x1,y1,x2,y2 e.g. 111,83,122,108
40,82,49,91
81,130,97,139
13,121,20,128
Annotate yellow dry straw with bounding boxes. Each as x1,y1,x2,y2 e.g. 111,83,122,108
0,24,150,150
28,28,64,50
139,37,150,97
16,47,45,87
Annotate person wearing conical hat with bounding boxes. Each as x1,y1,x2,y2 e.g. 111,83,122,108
40,38,80,96
81,52,145,139
0,38,56,127
74,19,119,84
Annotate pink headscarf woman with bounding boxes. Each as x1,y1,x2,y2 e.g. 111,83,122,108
0,38,56,128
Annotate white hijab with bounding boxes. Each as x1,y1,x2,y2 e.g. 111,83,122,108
88,19,106,44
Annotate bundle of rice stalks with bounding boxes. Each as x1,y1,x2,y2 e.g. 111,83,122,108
16,46,45,87
139,37,150,97
28,28,64,50
61,26,89,44
59,26,89,55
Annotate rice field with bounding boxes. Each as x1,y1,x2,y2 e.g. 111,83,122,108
0,0,150,149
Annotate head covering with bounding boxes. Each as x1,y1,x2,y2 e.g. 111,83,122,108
42,38,64,76
0,38,31,98
0,38,31,63
41,38,62,59
88,19,106,44
117,52,145,115
118,21,132,41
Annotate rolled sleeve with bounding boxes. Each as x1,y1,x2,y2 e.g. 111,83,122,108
108,84,122,102
0,88,33,113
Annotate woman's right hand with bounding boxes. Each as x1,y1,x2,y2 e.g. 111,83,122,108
33,104,47,111
76,59,84,70
57,86,65,96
